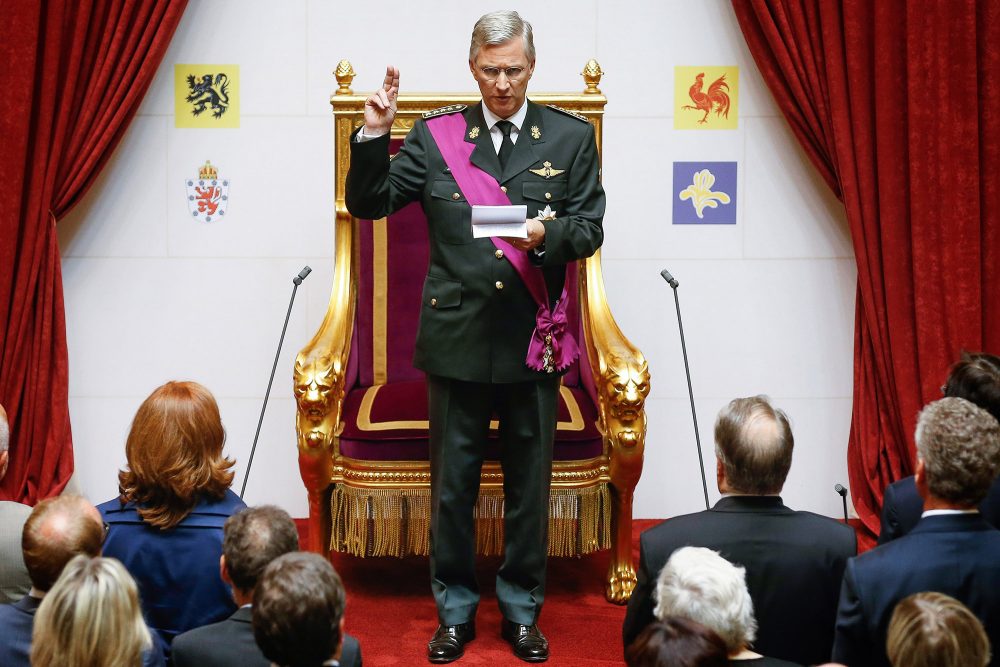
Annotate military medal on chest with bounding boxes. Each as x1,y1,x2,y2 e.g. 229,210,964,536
529,161,565,179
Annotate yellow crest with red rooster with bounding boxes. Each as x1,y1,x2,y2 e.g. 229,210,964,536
674,66,739,129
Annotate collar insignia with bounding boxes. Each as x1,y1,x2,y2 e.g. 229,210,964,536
530,125,541,140
422,104,467,119
529,161,565,179
468,126,480,139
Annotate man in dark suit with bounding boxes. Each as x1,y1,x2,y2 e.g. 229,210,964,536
172,506,361,667
346,10,604,664
622,396,857,666
879,351,1000,543
0,495,164,667
833,397,1000,667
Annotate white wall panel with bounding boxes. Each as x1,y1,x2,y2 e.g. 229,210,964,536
59,117,169,258
165,116,334,258
306,0,600,117
744,117,853,259
139,0,309,117
601,117,747,261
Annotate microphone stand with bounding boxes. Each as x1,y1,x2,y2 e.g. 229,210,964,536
240,266,312,498
835,484,849,522
661,269,710,510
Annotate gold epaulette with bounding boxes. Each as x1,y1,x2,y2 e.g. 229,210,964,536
423,104,467,119
547,105,588,123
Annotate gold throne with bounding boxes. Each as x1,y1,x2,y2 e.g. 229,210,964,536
294,59,649,603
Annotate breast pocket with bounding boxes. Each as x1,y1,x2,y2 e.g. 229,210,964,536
522,180,568,209
421,274,462,310
428,178,473,244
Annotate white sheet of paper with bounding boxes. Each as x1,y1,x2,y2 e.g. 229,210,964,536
471,205,528,239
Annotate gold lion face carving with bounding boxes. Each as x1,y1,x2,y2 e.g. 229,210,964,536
604,354,649,424
294,356,337,422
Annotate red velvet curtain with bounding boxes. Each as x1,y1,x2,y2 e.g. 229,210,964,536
0,0,187,503
732,0,1000,535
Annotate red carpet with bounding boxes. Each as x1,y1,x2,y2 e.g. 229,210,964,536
297,517,870,666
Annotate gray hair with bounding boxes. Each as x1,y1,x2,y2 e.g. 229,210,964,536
0,403,9,453
916,397,1000,507
653,546,757,653
714,395,794,495
469,11,535,62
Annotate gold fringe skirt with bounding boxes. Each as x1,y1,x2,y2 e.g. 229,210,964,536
329,483,611,558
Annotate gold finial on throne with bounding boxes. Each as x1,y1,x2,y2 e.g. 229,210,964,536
582,59,603,95
335,60,356,95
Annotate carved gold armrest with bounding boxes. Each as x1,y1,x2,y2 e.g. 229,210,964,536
294,209,356,492
581,250,650,471
579,249,650,603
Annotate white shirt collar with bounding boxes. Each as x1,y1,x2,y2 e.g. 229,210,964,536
921,508,979,518
481,99,529,132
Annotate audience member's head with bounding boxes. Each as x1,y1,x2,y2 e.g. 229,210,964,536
222,505,300,603
0,402,9,480
118,380,235,529
886,591,991,667
714,395,793,495
625,616,729,667
943,352,1000,422
22,495,104,593
253,552,346,667
915,397,1000,508
30,555,151,667
654,546,756,656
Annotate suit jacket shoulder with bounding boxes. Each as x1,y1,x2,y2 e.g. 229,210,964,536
0,595,38,667
340,633,363,667
834,515,1000,667
0,501,32,604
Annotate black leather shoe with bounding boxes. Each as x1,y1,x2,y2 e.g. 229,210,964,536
427,622,475,663
501,620,549,662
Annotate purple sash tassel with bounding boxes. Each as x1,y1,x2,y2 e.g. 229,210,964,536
426,112,579,374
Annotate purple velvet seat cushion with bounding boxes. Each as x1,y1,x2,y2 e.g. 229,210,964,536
339,379,603,461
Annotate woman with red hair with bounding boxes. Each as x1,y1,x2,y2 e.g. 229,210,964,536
98,380,246,656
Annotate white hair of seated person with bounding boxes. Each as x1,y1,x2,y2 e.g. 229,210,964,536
654,546,757,655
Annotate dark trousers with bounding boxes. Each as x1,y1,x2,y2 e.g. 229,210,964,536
427,374,560,626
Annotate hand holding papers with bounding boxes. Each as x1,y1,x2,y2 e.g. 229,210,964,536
471,204,528,238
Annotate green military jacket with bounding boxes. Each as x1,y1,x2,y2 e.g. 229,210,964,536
345,100,605,384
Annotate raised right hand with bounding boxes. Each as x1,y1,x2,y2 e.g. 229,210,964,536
363,65,399,136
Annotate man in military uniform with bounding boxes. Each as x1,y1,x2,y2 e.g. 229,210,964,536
346,10,604,663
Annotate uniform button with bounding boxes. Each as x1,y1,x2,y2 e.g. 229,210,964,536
494,249,504,259
545,192,552,200
500,186,507,193
430,298,437,308
451,193,461,201
495,281,504,291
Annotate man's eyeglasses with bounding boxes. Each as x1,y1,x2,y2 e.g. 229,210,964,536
479,66,525,83
102,521,110,545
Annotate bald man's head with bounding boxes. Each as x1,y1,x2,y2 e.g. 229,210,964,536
22,496,104,592
714,396,795,495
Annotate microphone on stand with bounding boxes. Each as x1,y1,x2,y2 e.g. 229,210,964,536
660,268,710,510
240,265,312,499
835,483,849,522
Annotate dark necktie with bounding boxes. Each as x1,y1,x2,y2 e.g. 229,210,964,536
495,120,515,170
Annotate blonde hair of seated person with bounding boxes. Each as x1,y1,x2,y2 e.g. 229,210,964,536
887,592,991,667
31,555,151,667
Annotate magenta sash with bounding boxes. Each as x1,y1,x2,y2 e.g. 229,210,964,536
426,112,578,374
